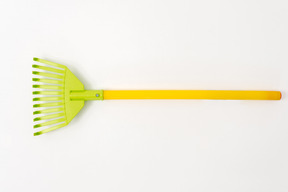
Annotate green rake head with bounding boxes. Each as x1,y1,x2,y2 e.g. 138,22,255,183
32,58,85,136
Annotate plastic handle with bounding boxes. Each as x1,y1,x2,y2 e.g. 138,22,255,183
103,90,281,100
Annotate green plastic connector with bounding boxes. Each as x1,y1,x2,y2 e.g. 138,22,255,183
70,90,104,100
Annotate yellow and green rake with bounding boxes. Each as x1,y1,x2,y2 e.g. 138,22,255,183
32,58,281,136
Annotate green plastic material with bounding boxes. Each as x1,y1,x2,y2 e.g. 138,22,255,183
32,58,102,136
70,90,104,100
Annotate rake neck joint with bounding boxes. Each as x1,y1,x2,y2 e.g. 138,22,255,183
70,90,104,100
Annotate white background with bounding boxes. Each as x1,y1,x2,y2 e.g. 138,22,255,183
1,0,288,191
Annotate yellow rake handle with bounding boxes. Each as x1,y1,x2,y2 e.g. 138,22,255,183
103,90,281,100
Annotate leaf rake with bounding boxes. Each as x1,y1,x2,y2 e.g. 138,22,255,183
32,58,281,136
